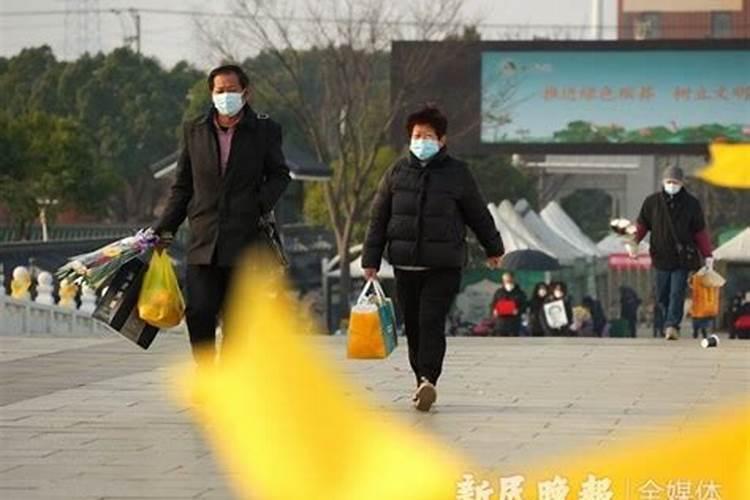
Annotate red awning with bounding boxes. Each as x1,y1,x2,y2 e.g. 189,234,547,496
608,253,652,270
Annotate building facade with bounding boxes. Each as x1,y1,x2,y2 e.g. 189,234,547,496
618,0,749,40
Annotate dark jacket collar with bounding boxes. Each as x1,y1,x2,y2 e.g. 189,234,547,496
407,147,450,169
661,186,688,204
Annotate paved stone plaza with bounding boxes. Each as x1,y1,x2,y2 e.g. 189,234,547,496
1,332,748,499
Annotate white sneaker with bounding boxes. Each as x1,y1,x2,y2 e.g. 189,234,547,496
414,377,437,412
665,326,679,340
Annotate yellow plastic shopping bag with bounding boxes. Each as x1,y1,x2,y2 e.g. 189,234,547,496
137,251,185,328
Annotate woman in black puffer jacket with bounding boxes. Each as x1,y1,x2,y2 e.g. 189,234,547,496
361,105,505,412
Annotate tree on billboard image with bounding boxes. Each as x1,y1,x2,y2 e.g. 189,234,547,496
552,121,748,144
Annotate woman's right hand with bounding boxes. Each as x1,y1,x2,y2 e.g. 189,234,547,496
363,268,378,280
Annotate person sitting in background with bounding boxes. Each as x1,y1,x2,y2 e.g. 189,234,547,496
542,282,573,336
728,290,750,340
490,272,527,336
528,282,549,337
572,304,593,336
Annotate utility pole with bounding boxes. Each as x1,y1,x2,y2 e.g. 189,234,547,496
129,8,141,54
112,8,141,53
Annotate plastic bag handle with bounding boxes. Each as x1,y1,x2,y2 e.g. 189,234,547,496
356,279,376,305
356,278,388,305
371,279,387,302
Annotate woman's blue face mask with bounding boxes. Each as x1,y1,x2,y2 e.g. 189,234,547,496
410,138,440,161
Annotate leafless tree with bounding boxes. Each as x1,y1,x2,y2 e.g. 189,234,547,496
200,0,469,322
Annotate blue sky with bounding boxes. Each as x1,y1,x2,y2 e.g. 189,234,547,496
481,50,750,142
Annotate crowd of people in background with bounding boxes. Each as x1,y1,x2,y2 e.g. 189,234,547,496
484,272,600,337
477,273,749,339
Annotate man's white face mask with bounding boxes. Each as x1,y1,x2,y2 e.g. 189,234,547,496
663,180,682,196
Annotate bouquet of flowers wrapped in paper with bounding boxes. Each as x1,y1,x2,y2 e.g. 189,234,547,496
610,218,640,256
56,228,160,291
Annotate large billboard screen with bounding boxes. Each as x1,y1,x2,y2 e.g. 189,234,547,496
390,40,750,155
481,50,749,146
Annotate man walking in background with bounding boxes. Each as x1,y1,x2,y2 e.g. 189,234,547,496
155,64,291,362
631,166,713,340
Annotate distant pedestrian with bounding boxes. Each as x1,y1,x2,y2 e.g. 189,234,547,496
632,166,714,340
490,272,527,336
528,282,549,336
619,286,641,338
582,295,607,337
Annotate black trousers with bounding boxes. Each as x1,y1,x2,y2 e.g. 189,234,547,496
394,268,462,386
186,264,234,360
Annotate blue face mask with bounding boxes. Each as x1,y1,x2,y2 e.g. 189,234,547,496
410,138,441,161
213,92,244,117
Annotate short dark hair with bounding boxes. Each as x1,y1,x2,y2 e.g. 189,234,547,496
207,64,250,91
406,105,448,138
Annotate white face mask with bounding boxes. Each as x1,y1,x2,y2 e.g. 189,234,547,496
553,290,564,299
663,182,682,196
213,91,244,117
503,283,514,292
538,289,547,298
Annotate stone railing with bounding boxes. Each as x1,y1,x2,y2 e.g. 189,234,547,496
0,294,111,337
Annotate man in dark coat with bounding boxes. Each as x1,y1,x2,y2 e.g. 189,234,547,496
361,106,504,412
490,272,527,336
155,64,291,361
633,166,713,340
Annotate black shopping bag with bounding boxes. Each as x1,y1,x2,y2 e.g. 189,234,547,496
93,257,159,349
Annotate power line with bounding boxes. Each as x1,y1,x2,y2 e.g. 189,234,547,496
0,7,630,29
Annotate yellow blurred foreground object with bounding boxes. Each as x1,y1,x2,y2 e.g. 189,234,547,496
698,143,750,189
172,251,467,500
172,249,749,500
497,401,750,500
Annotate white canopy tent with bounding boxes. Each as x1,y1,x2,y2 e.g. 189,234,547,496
541,201,604,258
496,200,558,257
454,279,497,325
487,203,535,252
323,244,395,279
714,227,750,263
513,199,586,263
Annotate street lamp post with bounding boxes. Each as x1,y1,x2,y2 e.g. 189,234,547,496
35,198,59,242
